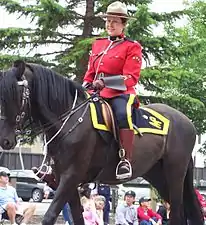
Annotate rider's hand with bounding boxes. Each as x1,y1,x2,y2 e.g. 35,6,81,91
92,79,105,90
82,81,92,89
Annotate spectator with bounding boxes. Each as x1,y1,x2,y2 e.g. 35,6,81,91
115,190,138,225
81,196,101,225
89,183,98,198
94,195,106,225
195,189,206,217
62,203,73,225
98,184,111,225
43,184,52,199
157,201,170,225
0,170,36,225
137,197,162,225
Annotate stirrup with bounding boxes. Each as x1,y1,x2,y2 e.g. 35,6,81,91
116,159,132,180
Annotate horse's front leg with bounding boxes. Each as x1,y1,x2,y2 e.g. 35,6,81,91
42,172,84,225
69,188,84,225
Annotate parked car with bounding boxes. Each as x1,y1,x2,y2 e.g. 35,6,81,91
9,169,45,202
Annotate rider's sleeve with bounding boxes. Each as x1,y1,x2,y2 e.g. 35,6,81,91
123,42,142,87
83,47,96,83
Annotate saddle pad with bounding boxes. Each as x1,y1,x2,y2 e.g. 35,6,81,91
89,101,170,136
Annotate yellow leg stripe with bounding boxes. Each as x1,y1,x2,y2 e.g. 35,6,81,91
126,94,136,130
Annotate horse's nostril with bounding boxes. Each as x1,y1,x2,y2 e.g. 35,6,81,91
3,139,12,149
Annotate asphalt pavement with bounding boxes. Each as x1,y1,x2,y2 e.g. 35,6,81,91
3,199,65,225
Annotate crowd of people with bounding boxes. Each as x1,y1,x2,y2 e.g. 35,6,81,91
115,191,169,225
115,188,206,225
1,164,206,225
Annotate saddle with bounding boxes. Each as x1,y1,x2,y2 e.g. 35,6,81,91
89,95,170,137
100,100,117,140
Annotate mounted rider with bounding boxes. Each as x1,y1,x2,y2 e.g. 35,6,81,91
83,1,142,179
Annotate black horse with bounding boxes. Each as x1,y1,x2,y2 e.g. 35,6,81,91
0,61,203,225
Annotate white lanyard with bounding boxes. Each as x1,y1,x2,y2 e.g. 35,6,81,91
94,40,114,81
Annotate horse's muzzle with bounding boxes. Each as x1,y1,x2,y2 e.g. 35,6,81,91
1,138,16,150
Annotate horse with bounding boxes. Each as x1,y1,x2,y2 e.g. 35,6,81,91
0,60,203,225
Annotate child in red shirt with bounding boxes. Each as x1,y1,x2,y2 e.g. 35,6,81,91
137,197,162,225
195,189,206,218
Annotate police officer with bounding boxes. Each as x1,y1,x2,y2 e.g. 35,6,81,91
83,1,142,180
115,190,138,225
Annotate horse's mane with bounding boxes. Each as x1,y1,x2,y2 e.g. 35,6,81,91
26,63,86,116
0,63,87,126
0,68,21,122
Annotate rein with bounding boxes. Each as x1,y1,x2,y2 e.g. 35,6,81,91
15,77,99,173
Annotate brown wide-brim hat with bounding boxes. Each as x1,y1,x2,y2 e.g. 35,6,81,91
99,1,130,19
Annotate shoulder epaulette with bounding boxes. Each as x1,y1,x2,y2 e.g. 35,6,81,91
96,37,107,40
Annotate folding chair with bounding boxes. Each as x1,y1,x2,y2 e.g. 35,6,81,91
0,212,24,225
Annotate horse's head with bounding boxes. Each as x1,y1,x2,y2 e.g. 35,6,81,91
0,60,32,149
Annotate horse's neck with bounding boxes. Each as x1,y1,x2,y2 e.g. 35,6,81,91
33,90,85,137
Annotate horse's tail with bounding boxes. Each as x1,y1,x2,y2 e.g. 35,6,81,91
183,157,204,225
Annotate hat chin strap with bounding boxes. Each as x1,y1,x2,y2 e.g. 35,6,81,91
108,33,124,41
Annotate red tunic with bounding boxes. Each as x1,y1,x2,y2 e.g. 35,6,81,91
83,36,142,98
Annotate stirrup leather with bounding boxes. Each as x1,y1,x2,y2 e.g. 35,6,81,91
116,159,132,180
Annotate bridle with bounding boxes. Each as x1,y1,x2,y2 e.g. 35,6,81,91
14,75,96,175
15,78,32,140
15,76,99,143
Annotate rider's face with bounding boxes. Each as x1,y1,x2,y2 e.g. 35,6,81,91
105,16,125,36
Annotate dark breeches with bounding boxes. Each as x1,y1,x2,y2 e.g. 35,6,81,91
108,94,137,129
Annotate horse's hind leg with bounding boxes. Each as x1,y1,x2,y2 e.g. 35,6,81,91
143,161,169,201
183,158,204,225
144,161,188,225
164,155,188,225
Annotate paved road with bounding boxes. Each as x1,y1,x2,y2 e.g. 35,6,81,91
20,199,55,216
13,199,65,224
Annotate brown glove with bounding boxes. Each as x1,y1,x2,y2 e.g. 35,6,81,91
93,79,105,90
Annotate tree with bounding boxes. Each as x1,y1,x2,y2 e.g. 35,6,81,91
0,0,206,134
0,0,186,76
155,0,206,134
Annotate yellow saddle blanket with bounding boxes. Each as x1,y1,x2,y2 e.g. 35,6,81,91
89,101,170,136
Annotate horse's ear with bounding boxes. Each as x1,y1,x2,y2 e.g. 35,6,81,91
13,60,26,80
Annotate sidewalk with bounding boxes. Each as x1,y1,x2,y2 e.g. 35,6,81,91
2,200,115,224
2,201,65,225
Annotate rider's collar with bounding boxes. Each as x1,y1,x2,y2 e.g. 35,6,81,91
108,33,125,41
